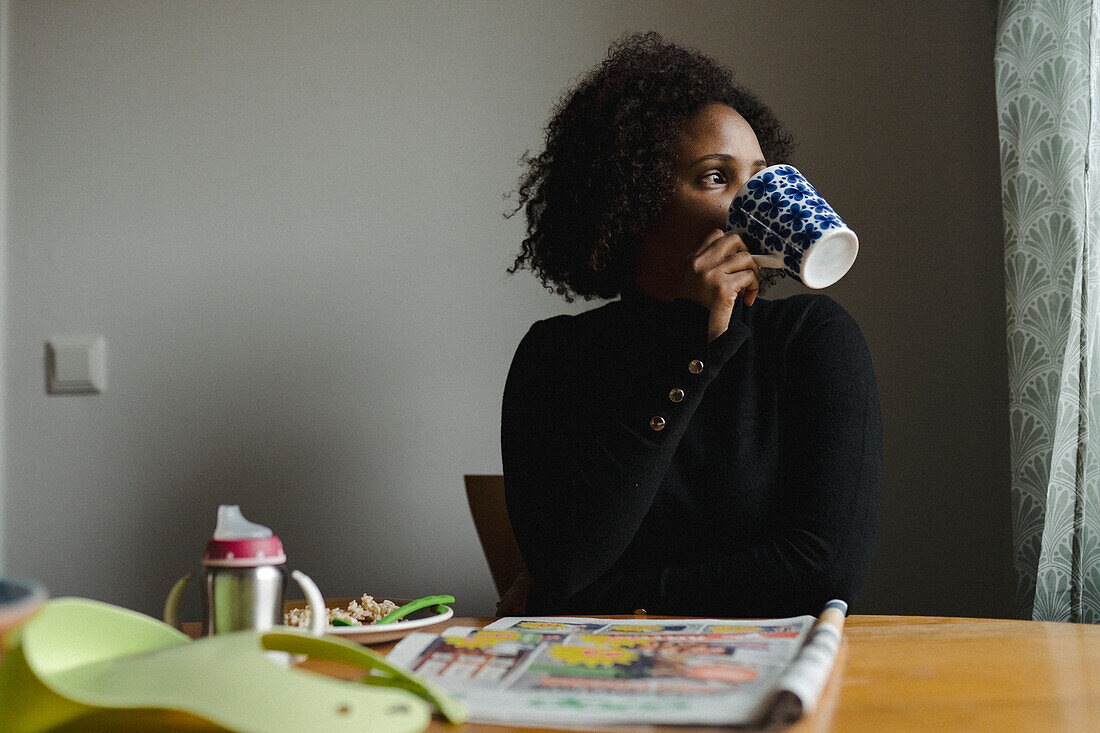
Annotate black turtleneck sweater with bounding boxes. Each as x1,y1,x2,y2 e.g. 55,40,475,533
501,293,881,617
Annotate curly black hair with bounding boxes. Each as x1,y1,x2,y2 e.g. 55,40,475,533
508,32,795,301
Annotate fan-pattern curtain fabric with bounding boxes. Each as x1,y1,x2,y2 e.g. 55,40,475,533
996,0,1100,621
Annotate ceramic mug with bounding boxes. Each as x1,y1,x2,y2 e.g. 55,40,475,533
726,164,858,288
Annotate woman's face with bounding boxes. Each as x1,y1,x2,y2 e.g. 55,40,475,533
635,104,767,296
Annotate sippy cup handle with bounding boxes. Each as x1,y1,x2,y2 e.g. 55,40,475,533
162,570,325,636
163,572,195,630
291,570,326,636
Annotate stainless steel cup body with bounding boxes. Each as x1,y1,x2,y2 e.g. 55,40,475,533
200,564,287,635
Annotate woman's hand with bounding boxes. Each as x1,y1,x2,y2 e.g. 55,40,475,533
676,229,760,341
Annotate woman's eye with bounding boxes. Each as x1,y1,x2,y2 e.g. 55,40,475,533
702,171,726,185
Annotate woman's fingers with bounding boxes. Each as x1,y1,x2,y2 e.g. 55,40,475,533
719,249,759,276
687,231,759,284
735,270,760,307
716,269,759,304
680,230,761,338
692,229,748,261
693,232,759,271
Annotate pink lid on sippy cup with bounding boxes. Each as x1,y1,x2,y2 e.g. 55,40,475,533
201,505,287,567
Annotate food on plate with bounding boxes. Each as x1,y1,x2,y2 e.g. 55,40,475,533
284,595,399,628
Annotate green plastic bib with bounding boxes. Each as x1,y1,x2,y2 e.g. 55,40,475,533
0,597,466,732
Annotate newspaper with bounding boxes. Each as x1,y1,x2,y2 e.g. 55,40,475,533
386,600,847,728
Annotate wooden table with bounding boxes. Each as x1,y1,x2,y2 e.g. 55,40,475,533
789,614,1100,732
298,614,1100,732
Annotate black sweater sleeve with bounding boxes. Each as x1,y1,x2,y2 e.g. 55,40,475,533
502,295,881,616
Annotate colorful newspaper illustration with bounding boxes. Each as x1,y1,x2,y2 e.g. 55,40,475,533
387,607,845,728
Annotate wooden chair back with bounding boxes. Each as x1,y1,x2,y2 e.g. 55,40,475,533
464,474,529,598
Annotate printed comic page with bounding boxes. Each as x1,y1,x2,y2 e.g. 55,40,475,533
387,616,818,727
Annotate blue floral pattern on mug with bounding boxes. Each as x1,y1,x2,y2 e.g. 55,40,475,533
778,202,812,231
792,222,820,249
745,171,779,198
757,191,786,218
725,164,852,283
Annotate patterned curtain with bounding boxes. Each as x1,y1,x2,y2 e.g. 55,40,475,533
996,0,1100,622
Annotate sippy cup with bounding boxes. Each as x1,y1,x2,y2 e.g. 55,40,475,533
164,505,326,636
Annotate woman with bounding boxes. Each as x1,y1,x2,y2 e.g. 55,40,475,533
502,33,881,617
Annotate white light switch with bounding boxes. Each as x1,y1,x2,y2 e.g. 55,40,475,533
46,337,106,394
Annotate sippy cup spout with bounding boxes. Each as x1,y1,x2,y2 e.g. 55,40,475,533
213,504,273,540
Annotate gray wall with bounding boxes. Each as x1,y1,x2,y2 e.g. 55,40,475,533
1,0,1013,619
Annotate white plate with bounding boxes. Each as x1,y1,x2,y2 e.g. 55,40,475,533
325,604,453,637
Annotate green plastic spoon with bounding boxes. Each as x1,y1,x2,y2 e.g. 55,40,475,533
376,595,455,625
